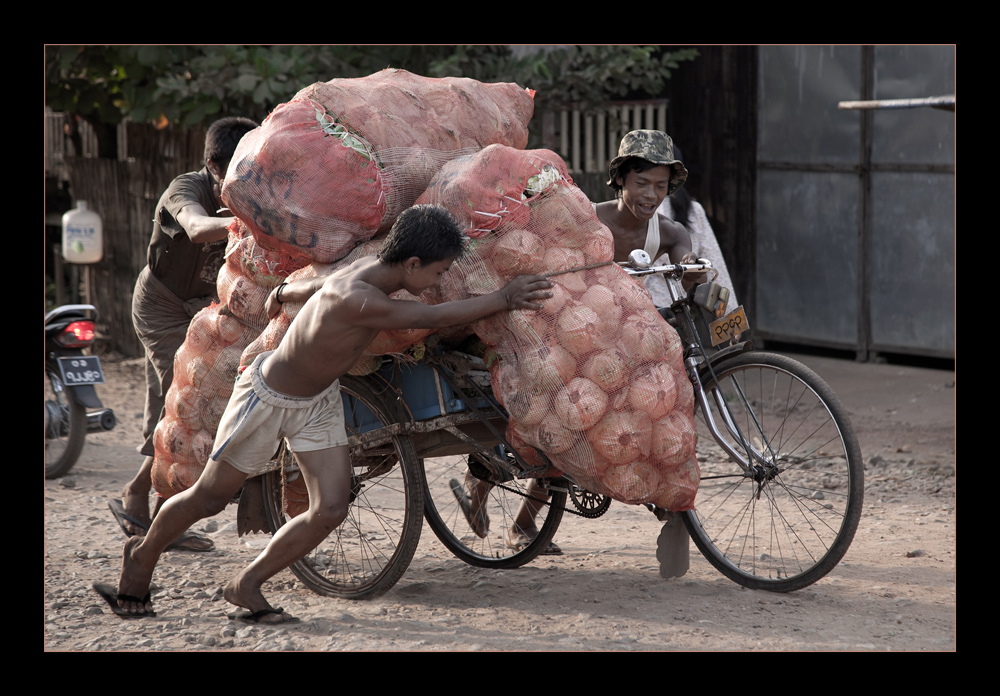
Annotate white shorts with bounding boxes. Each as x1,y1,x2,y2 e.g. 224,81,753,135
209,351,349,475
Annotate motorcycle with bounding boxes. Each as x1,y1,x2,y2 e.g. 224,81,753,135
44,304,116,478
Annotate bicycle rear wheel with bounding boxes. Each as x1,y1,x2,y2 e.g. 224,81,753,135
683,352,863,592
422,453,566,568
262,375,424,600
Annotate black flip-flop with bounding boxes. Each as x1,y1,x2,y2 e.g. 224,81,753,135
107,498,148,537
227,607,300,624
108,499,215,552
93,582,157,619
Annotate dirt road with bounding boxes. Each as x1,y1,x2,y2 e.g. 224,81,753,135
44,352,955,651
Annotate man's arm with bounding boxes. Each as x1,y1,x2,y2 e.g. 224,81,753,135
266,275,330,319
347,275,553,332
176,204,233,244
659,214,705,288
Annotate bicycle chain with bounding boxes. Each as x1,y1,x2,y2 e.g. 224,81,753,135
466,453,612,519
487,479,613,519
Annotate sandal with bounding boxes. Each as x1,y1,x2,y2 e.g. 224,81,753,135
449,478,489,538
505,528,563,555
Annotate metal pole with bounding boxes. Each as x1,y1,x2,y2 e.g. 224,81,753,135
838,95,955,111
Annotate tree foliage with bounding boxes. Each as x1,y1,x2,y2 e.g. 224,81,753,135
46,45,698,132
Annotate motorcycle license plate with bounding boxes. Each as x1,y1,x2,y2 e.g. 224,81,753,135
57,355,105,385
708,306,749,346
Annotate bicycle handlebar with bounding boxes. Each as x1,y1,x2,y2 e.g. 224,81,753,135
618,249,715,279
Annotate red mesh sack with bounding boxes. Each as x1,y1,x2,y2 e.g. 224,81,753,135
217,221,310,332
152,303,263,497
221,68,534,264
412,145,700,511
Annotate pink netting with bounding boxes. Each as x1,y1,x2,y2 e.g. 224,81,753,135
221,68,534,263
152,224,308,498
155,69,533,499
235,145,700,510
413,145,700,510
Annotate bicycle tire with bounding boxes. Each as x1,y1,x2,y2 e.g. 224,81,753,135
422,454,566,568
262,375,424,600
682,351,864,592
45,369,87,479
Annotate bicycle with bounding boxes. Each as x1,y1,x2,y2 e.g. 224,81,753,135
243,252,863,596
419,251,864,592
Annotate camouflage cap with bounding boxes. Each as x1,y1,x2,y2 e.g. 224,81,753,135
607,130,688,195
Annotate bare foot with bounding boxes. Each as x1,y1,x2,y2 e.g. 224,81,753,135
223,576,294,624
116,536,155,615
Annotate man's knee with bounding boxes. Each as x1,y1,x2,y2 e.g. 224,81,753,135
311,497,349,532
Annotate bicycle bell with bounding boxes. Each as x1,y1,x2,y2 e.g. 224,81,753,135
627,249,652,268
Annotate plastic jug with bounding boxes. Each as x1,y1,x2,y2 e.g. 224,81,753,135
62,201,103,264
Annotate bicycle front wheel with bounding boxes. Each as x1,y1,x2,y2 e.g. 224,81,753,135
262,375,424,600
683,352,863,592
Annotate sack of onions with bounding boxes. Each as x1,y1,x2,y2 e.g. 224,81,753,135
412,144,699,511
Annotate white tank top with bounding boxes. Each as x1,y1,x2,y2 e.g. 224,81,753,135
593,202,662,260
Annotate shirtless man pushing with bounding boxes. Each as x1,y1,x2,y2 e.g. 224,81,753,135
94,204,553,623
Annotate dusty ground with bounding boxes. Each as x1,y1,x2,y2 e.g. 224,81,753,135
44,351,956,652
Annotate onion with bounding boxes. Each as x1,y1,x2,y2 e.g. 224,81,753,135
540,281,573,317
201,393,232,434
533,417,579,455
506,426,549,471
518,343,577,392
652,457,700,511
602,461,659,504
185,309,216,354
582,231,614,264
650,411,696,469
627,362,678,420
620,315,669,363
497,362,553,427
600,266,652,307
534,202,580,247
543,246,585,274
190,428,215,467
168,459,205,496
184,354,212,390
587,409,653,465
555,303,604,357
673,368,695,414
215,310,247,345
167,384,204,432
507,389,551,427
491,228,544,276
154,418,189,461
150,454,174,497
581,346,629,392
554,377,608,431
515,305,554,344
441,261,502,301
580,284,621,330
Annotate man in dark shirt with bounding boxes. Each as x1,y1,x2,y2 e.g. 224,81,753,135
110,117,258,551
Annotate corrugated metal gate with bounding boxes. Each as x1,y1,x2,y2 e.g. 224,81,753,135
755,45,955,360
